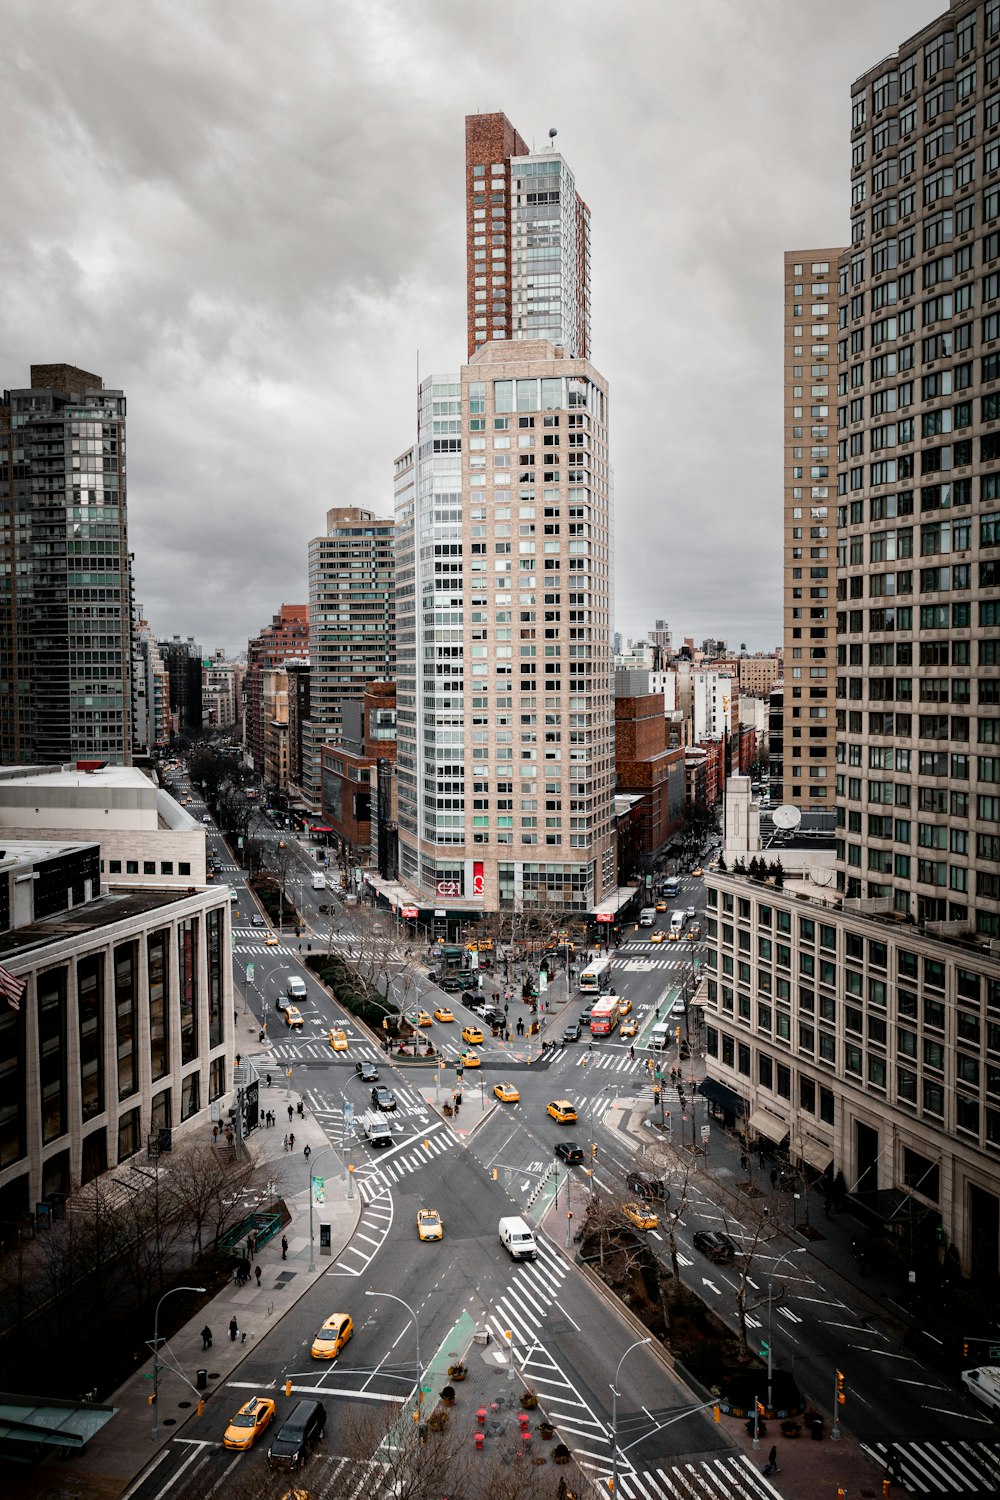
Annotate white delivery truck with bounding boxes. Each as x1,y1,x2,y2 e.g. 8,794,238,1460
499,1215,539,1262
639,907,656,927
286,976,308,1002
669,910,685,938
359,1111,394,1148
311,872,326,889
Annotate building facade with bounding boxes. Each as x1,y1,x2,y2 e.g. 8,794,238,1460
393,340,616,917
158,635,203,738
302,507,395,810
705,0,1000,1281
132,612,171,757
243,605,308,776
465,113,590,361
0,365,132,766
0,842,232,1219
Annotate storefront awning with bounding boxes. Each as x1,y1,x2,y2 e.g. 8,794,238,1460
698,1077,747,1115
747,1109,788,1145
797,1136,833,1173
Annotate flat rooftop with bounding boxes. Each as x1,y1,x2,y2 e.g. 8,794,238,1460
1,887,219,965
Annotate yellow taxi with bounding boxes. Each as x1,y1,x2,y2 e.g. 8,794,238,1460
547,1099,578,1125
310,1311,353,1360
620,1017,638,1038
265,932,280,946
622,1202,659,1232
283,1005,303,1029
667,929,681,942
417,1208,444,1242
494,1081,520,1103
278,840,287,848
223,1394,276,1449
650,931,665,944
462,1025,484,1046
655,899,668,912
433,1007,455,1023
328,1028,348,1051
409,1009,433,1028
458,1049,481,1069
691,867,704,878
618,998,633,1016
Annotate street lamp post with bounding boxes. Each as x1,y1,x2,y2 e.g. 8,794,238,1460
306,1145,342,1273
610,1336,652,1495
766,1246,807,1410
151,1284,206,1441
366,1290,421,1415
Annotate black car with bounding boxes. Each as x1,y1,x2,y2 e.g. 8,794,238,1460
371,1086,396,1112
555,1142,584,1164
482,1006,505,1028
562,1022,582,1043
627,1171,667,1201
693,1229,737,1264
355,1061,379,1083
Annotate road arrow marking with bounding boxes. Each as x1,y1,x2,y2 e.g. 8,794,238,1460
702,1278,720,1295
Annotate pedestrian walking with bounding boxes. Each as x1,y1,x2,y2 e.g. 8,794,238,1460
289,1131,295,1150
229,1316,239,1342
759,1151,766,1171
886,1445,903,1482
629,1045,635,1061
297,1100,304,1119
304,1143,312,1160
281,1234,288,1260
254,1264,262,1287
287,1104,294,1123
283,1133,290,1152
266,1072,272,1088
201,1325,213,1350
212,1124,219,1146
767,1445,778,1473
770,1167,778,1188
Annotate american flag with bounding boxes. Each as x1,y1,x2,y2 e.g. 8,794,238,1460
0,963,25,1012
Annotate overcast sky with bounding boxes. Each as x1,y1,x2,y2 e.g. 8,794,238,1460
1,0,943,657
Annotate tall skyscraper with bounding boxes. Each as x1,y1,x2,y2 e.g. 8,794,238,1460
0,364,132,765
243,604,309,775
778,250,844,809
465,112,591,360
706,0,1000,1280
301,507,395,812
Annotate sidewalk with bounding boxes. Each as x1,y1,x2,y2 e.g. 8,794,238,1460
604,1084,917,1500
23,1075,362,1500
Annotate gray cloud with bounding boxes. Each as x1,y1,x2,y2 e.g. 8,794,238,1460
0,0,942,654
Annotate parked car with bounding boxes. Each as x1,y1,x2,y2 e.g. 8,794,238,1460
693,1229,737,1264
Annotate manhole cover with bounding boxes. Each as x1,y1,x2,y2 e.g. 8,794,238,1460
274,1271,296,1284
545,1321,572,1335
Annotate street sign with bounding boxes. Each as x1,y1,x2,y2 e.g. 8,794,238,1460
759,1340,769,1356
247,961,255,983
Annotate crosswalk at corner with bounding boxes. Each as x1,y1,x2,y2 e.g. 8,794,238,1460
615,1458,783,1500
861,1437,1000,1495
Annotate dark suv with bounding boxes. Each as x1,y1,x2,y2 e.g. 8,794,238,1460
626,1171,666,1201
355,1060,378,1083
371,1086,396,1112
693,1229,737,1264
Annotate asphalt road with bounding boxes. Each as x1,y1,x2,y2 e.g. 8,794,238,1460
158,785,1000,1494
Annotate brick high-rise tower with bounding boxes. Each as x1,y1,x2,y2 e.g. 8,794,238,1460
465,113,591,361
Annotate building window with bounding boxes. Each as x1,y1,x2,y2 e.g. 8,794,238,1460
115,942,138,1102
148,930,170,1083
78,954,105,1124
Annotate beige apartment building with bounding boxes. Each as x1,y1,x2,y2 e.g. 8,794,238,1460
393,339,616,917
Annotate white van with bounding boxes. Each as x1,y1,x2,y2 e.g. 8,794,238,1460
963,1366,1000,1413
499,1215,538,1262
311,872,326,889
639,908,656,927
360,1110,394,1148
286,976,308,1002
650,1021,672,1051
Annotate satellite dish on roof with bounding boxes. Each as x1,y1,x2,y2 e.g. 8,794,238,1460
771,804,802,831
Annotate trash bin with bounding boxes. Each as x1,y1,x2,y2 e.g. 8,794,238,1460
811,1417,823,1440
196,1368,208,1391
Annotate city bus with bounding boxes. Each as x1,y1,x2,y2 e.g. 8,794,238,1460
579,956,613,994
663,876,679,898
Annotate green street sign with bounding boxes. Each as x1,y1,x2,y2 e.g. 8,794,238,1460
142,1372,154,1380
420,1385,432,1394
759,1340,770,1356
247,962,255,983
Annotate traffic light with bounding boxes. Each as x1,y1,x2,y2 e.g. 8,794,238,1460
712,1404,721,1423
197,1399,205,1417
653,1088,661,1104
591,1143,598,1157
285,1377,292,1397
883,1481,891,1499
491,1167,498,1180
756,1398,767,1417
963,1341,969,1358
148,1393,156,1406
836,1369,845,1405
